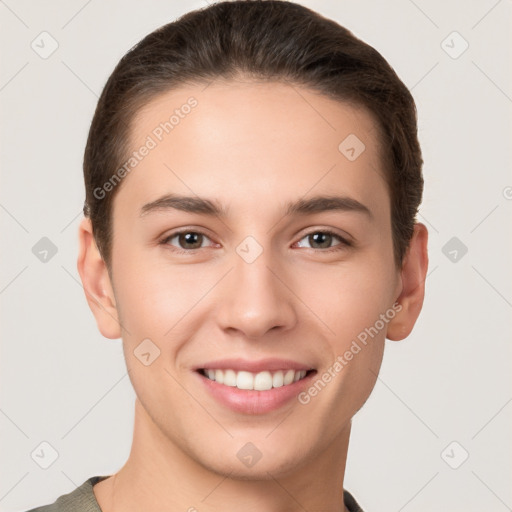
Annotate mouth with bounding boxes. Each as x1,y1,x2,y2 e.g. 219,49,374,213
196,368,317,391
193,358,318,414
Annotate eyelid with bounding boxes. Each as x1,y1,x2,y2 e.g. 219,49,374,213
296,226,353,244
159,226,353,254
159,228,217,252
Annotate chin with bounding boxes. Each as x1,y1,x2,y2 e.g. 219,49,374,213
197,444,309,481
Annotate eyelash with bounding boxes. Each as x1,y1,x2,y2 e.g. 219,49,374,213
159,229,352,255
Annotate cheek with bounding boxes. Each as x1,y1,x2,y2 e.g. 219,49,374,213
304,257,396,338
112,253,213,340
310,267,391,412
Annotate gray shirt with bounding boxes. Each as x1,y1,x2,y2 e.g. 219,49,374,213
25,475,365,511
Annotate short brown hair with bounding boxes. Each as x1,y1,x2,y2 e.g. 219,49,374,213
83,0,423,271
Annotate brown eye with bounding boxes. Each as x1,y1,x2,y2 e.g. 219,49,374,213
161,231,211,252
177,232,203,249
308,232,334,249
296,230,350,251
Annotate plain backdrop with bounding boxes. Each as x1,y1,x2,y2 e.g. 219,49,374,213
1,1,511,511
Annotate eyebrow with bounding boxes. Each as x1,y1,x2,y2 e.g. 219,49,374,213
139,193,373,219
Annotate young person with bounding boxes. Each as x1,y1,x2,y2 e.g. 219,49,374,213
27,1,428,510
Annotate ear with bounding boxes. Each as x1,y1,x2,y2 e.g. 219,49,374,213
76,217,122,339
386,222,429,341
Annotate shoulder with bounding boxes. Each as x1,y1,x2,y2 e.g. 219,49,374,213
23,476,109,512
344,488,366,512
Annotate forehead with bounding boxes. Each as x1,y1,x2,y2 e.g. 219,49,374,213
114,79,388,220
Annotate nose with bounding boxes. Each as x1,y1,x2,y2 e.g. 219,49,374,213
215,245,298,340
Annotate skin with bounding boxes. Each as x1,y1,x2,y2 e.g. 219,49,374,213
77,79,428,512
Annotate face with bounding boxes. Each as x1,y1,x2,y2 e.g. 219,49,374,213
87,79,408,478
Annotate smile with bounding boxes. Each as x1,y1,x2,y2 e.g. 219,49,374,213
199,368,314,391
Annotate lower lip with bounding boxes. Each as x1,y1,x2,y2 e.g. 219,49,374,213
195,370,317,415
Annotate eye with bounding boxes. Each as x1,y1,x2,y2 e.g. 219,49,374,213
159,228,352,255
160,230,214,253
295,230,351,252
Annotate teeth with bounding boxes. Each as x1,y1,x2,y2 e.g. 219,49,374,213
223,369,237,386
202,369,309,390
283,369,296,386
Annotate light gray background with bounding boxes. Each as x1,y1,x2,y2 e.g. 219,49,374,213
1,1,511,511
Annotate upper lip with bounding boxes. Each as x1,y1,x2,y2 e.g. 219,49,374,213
195,358,315,373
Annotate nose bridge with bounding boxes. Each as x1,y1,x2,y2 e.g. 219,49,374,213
216,237,296,338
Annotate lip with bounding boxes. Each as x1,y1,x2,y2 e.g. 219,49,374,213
194,367,317,415
194,357,315,373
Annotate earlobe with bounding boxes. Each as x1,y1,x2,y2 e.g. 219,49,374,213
386,222,429,341
76,217,122,340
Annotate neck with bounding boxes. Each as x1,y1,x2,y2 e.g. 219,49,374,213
94,398,353,512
